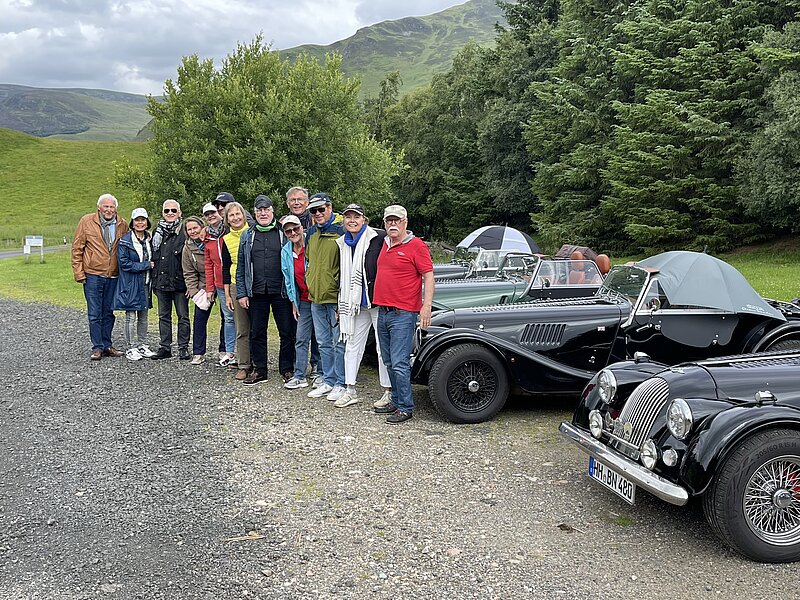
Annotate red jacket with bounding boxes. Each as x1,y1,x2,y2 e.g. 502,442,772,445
204,233,225,293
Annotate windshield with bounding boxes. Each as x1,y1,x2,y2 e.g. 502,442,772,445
497,253,539,279
453,246,479,263
598,265,649,304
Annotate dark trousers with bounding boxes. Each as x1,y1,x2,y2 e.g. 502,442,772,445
249,292,296,376
192,304,212,355
83,274,117,351
155,289,190,351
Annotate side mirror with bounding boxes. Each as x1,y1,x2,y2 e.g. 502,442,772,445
647,298,661,312
754,390,776,404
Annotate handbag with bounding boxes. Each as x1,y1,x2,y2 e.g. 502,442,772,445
192,289,211,311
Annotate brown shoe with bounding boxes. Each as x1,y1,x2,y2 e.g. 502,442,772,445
102,346,124,358
235,368,250,381
90,350,102,361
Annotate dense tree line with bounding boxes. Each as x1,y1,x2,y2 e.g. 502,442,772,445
374,0,800,253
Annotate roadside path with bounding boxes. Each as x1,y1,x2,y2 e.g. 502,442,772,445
0,298,796,599
0,246,69,260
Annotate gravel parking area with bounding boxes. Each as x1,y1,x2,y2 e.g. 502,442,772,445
2,297,799,599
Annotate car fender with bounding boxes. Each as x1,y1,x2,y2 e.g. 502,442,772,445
681,404,800,496
411,327,597,385
749,322,800,352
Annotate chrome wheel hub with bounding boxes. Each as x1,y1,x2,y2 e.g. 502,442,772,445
744,456,800,545
468,380,480,393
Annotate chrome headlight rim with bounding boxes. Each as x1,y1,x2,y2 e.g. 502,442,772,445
597,369,617,403
588,410,604,439
640,439,658,470
666,397,693,441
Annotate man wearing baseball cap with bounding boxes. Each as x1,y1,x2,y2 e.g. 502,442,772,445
372,204,434,424
304,192,347,402
235,194,296,384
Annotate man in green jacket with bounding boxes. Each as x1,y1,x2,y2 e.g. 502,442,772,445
305,193,347,401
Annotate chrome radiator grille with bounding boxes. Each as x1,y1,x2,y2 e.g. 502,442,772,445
617,377,670,448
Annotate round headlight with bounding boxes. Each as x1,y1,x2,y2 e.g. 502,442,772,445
666,398,693,440
588,410,604,439
640,439,658,470
597,369,617,403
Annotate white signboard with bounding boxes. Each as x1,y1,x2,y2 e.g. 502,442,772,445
24,235,44,262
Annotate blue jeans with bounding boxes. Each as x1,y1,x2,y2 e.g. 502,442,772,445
84,274,118,352
311,302,344,387
216,287,236,353
293,300,316,380
377,307,417,414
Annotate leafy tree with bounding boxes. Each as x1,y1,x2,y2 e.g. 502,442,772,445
737,21,800,232
117,36,399,218
361,71,402,142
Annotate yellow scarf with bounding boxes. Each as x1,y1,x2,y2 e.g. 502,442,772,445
224,223,249,283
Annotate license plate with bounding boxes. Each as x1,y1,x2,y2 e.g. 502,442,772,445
588,456,636,504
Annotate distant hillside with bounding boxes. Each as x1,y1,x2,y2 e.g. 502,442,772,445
279,0,504,97
0,128,147,247
0,84,151,141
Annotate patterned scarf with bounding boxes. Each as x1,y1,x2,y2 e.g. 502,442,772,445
152,218,182,252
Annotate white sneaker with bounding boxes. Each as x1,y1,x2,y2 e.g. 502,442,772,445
190,355,205,365
284,377,309,389
334,391,361,408
373,389,392,409
218,352,234,367
138,344,156,358
307,383,333,398
327,386,347,402
311,374,324,388
126,348,143,361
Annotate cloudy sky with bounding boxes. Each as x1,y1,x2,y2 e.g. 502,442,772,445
0,0,465,95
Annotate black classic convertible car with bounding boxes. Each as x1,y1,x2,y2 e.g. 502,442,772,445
412,251,800,423
559,350,800,563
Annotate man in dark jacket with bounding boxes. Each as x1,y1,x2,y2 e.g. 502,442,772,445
236,195,296,384
151,199,190,360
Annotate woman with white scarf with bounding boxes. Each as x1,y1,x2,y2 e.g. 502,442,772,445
113,208,156,360
334,203,392,408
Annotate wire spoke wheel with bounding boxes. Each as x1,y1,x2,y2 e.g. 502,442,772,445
446,359,499,413
743,456,800,546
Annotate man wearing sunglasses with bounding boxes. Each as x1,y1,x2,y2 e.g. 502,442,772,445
304,192,347,402
151,199,190,360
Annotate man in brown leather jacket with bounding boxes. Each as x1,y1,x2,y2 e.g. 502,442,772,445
71,193,129,360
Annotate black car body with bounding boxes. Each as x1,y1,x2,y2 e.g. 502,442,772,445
559,350,800,563
412,252,800,424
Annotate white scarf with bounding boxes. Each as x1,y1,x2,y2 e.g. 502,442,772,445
131,233,152,285
337,226,377,342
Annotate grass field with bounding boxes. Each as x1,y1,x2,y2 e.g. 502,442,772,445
0,128,147,248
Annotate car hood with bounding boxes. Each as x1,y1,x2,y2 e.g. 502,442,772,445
431,296,628,329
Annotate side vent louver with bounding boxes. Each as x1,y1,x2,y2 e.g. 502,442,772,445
520,323,566,347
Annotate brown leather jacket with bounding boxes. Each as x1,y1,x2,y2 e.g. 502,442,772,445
71,212,129,281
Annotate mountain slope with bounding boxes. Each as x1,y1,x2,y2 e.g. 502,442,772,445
0,84,151,141
279,0,504,97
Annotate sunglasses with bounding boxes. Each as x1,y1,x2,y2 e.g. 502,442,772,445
309,206,328,214
284,226,302,235
163,208,178,214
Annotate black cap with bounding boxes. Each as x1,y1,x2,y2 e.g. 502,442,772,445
342,203,365,216
254,194,273,210
214,191,235,205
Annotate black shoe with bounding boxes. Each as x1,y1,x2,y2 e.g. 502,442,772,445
373,403,397,414
151,348,172,360
386,410,412,424
178,348,191,360
243,371,268,385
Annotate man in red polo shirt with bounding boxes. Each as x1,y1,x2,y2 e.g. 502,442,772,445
372,204,434,423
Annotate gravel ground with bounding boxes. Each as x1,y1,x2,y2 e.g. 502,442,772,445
2,297,799,599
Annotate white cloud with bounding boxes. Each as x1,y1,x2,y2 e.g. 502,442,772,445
0,0,465,94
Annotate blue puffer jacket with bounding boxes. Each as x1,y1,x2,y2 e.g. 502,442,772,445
113,231,153,311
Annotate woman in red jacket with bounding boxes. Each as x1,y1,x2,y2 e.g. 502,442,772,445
203,203,236,366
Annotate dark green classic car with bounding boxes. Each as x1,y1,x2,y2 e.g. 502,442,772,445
432,253,604,311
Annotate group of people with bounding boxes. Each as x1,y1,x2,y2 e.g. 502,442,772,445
71,188,435,423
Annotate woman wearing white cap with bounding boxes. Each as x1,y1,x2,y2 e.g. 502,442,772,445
113,207,156,360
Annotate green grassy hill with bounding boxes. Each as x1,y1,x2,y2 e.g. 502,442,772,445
0,128,147,248
0,84,152,141
279,0,504,97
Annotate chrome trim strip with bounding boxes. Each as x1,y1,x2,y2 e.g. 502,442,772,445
559,422,689,506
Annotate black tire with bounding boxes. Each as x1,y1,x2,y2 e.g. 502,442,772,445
702,428,800,563
428,343,510,424
767,339,800,351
